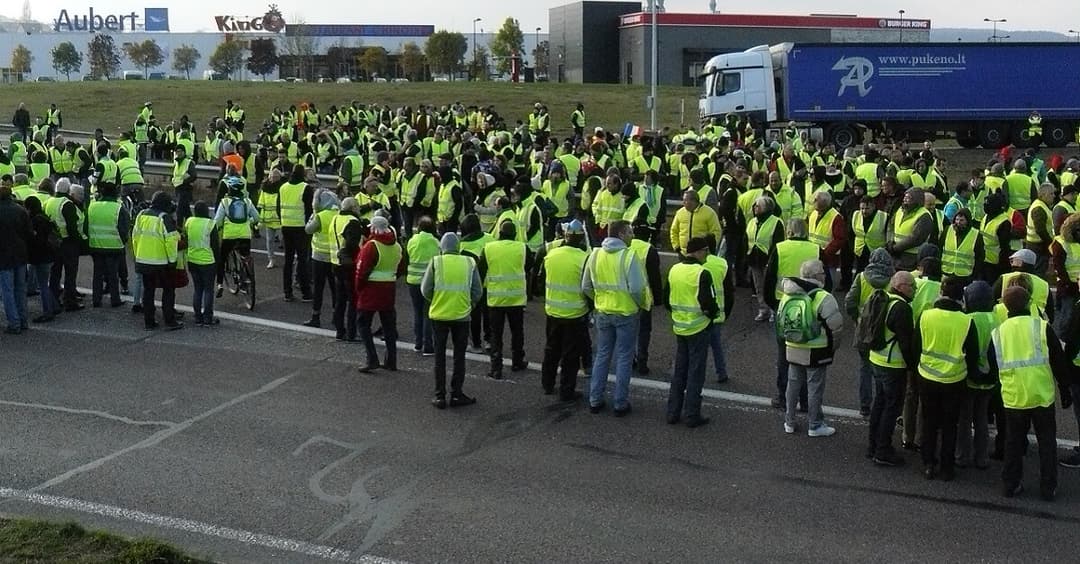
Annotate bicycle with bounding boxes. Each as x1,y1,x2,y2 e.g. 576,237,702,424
223,247,256,311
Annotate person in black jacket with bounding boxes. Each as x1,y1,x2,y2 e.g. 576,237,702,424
11,103,30,144
332,198,366,342
0,181,32,333
23,196,59,321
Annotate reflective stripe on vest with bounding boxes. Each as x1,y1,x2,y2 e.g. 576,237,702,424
368,240,402,282
892,207,929,255
1025,199,1052,244
980,213,1010,265
993,316,1055,409
87,200,122,249
852,210,886,256
668,262,710,336
172,158,192,187
589,248,638,316
279,182,307,227
184,217,215,266
774,240,819,300
1059,236,1080,283
917,308,970,384
329,214,359,266
132,212,171,265
808,207,837,250
482,240,527,307
702,255,728,324
311,208,337,258
428,254,475,321
544,245,589,319
942,227,978,277
869,297,906,369
746,214,780,256
406,232,441,285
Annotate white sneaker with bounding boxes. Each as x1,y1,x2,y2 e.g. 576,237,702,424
267,261,276,270
768,313,776,323
808,425,836,438
754,311,768,322
784,423,796,434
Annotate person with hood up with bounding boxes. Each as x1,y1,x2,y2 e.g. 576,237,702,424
845,248,896,418
956,280,999,470
132,191,182,331
421,232,483,409
331,198,365,342
583,220,649,417
978,190,1016,285
866,271,918,467
779,259,844,437
23,196,59,321
302,189,341,328
354,215,405,373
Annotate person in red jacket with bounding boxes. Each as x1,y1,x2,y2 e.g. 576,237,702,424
354,214,406,373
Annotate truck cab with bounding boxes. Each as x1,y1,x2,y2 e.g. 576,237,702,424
699,44,782,125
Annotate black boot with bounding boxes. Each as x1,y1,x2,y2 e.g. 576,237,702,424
302,314,320,328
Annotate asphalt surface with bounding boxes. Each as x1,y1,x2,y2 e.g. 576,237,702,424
2,251,1080,562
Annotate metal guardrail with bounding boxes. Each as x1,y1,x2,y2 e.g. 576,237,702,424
0,124,686,208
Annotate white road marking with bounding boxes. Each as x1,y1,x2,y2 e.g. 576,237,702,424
0,400,176,428
0,487,405,563
73,287,1080,448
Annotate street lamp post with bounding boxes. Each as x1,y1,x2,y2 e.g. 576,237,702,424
1070,29,1080,43
472,17,482,79
898,10,905,44
535,27,541,72
649,0,658,131
984,17,1006,42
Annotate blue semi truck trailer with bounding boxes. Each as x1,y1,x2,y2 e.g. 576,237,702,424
699,42,1080,149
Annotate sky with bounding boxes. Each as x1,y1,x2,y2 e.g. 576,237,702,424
4,0,1076,34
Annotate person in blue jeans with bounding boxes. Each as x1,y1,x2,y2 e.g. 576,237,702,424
583,220,647,416
23,196,59,321
0,182,32,333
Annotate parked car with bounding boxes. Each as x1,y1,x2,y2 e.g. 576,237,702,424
122,70,143,80
148,72,166,80
336,77,352,83
34,76,55,82
391,78,409,84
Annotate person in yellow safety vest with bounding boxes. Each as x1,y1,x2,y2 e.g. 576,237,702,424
132,191,182,330
939,209,984,285
46,180,87,312
630,145,662,179
92,144,121,197
664,236,721,428
45,103,62,142
1005,159,1038,214
807,191,844,282
863,267,920,465
86,183,129,309
472,171,501,237
115,148,144,197
886,188,935,271
213,173,260,289
11,174,34,202
478,221,531,380
257,169,283,269
851,194,887,273
764,218,820,409
327,197,365,341
457,214,494,352
942,181,972,226
357,176,391,221
9,133,28,173
583,220,648,415
768,171,804,223
989,285,1072,500
435,165,464,235
184,201,219,326
778,259,845,437
171,144,197,225
279,164,315,302
1052,184,1077,235
947,280,996,470
421,232,483,409
337,139,366,196
1051,213,1080,337
592,174,626,239
512,179,545,258
406,216,441,355
1024,183,1057,275
301,190,341,328
669,189,722,258
1026,111,1043,145
541,219,591,401
542,163,573,223
702,235,735,385
854,149,884,198
571,103,586,140
354,215,405,373
911,275,979,481
747,196,785,322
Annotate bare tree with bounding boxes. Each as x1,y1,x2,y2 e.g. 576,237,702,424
281,16,320,80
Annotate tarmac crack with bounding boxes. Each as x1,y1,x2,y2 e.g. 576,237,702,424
0,400,177,428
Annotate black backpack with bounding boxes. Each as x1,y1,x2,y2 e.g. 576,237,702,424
854,290,893,353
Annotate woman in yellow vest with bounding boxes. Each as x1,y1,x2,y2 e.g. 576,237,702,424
257,169,283,269
185,202,219,326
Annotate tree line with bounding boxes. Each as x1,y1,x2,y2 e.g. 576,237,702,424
6,17,550,82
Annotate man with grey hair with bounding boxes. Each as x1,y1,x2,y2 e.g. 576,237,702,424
1005,158,1038,214
778,259,844,436
747,195,784,322
808,190,844,288
355,215,404,373
46,180,86,312
1025,182,1057,276
887,187,935,271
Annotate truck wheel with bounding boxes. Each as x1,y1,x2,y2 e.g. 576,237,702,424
1042,122,1071,148
978,123,1010,149
828,124,859,150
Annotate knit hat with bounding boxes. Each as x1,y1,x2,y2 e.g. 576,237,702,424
562,219,585,234
685,237,709,254
370,215,391,234
440,232,460,253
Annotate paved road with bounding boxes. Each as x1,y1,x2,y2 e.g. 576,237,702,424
2,253,1080,562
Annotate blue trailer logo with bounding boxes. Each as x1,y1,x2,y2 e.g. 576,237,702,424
832,57,875,97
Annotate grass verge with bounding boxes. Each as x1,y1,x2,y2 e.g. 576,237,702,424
0,81,701,137
0,517,211,563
